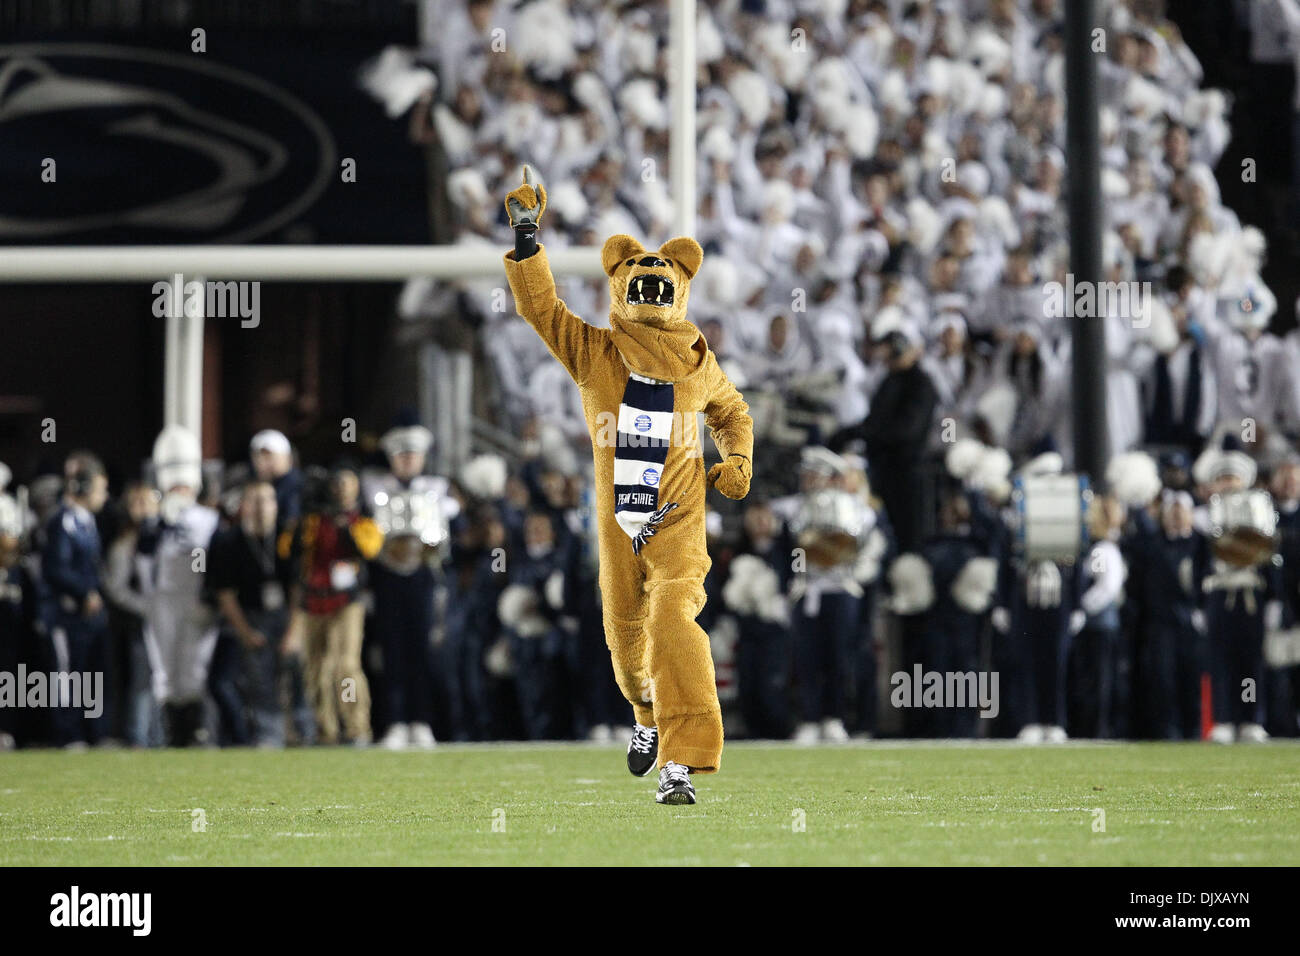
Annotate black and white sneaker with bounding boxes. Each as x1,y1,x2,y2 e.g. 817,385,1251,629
627,723,658,777
655,761,696,805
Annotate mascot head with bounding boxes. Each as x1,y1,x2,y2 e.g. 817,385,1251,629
601,234,707,381
602,234,703,328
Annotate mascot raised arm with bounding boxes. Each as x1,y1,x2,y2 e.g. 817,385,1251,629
502,166,753,805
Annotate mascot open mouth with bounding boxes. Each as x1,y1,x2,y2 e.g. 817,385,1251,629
626,274,675,307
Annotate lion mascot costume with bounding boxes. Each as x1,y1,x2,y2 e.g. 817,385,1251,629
502,167,753,804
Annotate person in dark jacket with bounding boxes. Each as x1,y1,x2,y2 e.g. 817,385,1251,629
1267,459,1300,738
724,500,795,740
42,454,110,747
496,510,577,740
830,323,938,552
250,430,303,529
1132,490,1211,739
208,481,293,746
917,494,998,737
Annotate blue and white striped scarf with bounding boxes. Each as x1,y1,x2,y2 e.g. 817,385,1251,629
614,372,678,554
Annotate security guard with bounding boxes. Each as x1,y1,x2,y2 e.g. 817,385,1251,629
42,454,110,747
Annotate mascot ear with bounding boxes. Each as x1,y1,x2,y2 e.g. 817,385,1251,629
602,234,645,277
659,237,704,279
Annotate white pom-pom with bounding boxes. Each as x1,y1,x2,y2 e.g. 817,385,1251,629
762,179,796,222
433,104,473,160
1137,295,1179,354
512,1,577,77
700,124,736,162
922,56,953,98
842,105,880,158
723,554,765,615
447,168,489,210
1239,226,1267,269
879,70,911,114
969,446,1013,503
946,438,987,480
965,28,1011,77
974,383,1018,447
977,195,1019,245
696,257,739,309
460,454,507,500
1102,167,1130,199
977,81,1007,118
591,206,642,244
618,79,667,130
572,72,613,115
905,197,943,255
728,70,771,127
1183,89,1227,126
1106,451,1161,507
359,47,436,119
760,22,810,87
696,9,725,64
546,182,589,226
747,560,788,625
952,557,999,614
484,638,514,677
889,554,935,616
498,584,549,637
1021,452,1064,478
621,22,658,75
854,527,889,585
0,494,19,538
544,571,566,611
946,61,983,114
1125,75,1166,119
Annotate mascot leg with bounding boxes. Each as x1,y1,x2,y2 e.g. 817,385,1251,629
644,528,723,774
599,537,655,728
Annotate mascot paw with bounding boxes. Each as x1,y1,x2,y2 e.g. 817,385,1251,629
707,456,751,500
505,164,547,228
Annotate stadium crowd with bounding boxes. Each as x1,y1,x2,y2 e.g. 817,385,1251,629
4,0,1300,749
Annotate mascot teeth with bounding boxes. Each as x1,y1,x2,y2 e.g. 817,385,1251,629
627,274,674,306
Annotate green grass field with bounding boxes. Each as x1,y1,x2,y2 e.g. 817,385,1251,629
2,741,1298,866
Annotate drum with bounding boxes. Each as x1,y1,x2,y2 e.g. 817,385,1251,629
1010,474,1091,564
1207,490,1277,568
792,489,867,569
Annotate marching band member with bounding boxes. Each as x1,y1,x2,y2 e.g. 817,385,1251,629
890,491,999,738
786,447,881,743
987,451,1079,743
1132,490,1211,739
1267,457,1300,735
723,500,794,740
1,479,43,749
137,427,220,747
363,418,458,750
1194,447,1278,742
1067,496,1127,739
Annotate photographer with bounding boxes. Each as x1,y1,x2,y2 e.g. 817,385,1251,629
209,481,293,747
281,464,384,746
